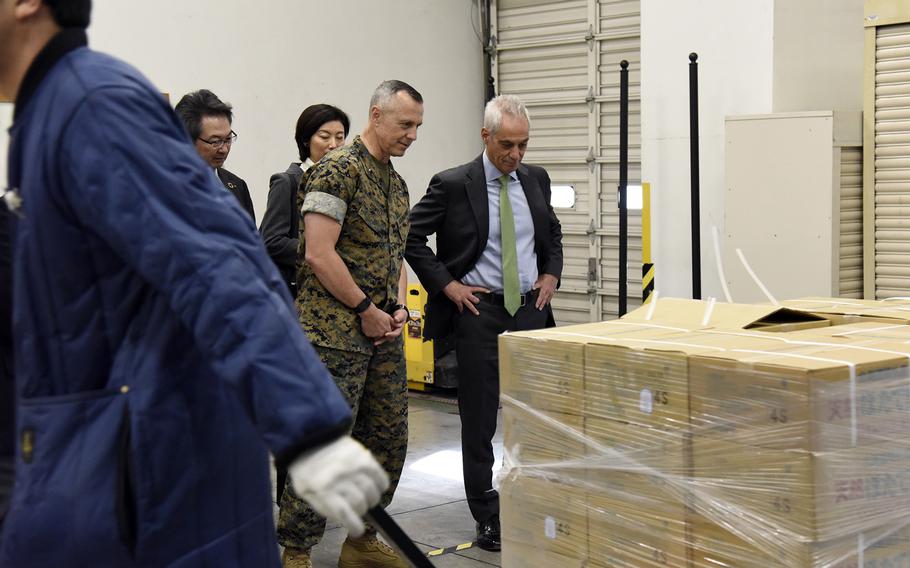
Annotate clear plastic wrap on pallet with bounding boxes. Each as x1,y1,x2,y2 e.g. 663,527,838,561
498,317,910,568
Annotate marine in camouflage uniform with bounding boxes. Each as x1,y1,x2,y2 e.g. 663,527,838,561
277,134,410,551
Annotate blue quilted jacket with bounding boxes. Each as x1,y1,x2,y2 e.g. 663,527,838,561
0,31,352,567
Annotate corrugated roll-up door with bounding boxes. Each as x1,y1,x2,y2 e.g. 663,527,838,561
493,0,641,324
839,146,863,298
598,2,642,320
874,23,910,298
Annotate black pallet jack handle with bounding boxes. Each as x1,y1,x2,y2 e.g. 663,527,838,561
366,506,435,568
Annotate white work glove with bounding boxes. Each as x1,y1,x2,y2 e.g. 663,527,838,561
288,436,389,537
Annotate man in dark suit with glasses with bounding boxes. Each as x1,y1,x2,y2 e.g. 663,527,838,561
176,89,256,219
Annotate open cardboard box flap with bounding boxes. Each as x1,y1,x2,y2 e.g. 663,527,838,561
782,297,910,324
621,297,827,330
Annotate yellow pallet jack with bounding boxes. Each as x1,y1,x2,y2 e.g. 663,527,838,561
404,284,457,392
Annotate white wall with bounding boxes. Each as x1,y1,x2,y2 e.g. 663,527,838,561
3,1,868,302
773,0,864,113
641,0,775,300
641,0,864,302
1,1,485,223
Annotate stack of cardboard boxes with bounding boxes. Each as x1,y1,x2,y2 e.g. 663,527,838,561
499,298,910,567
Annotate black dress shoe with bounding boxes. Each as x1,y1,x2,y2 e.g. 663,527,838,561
476,514,501,551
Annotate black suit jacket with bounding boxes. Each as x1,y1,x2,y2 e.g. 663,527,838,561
406,155,563,340
259,162,304,287
217,167,256,220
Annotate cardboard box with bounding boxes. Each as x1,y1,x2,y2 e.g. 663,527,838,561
580,325,733,433
585,419,691,567
584,416,689,475
783,297,910,326
830,525,910,568
789,321,910,342
587,488,690,568
504,323,910,449
501,476,588,566
623,297,829,331
500,330,586,416
750,319,833,333
500,325,700,567
689,517,798,567
687,341,910,450
500,314,910,568
498,322,684,419
502,406,585,466
502,546,588,568
584,341,691,430
501,322,715,432
690,516,910,567
690,436,910,542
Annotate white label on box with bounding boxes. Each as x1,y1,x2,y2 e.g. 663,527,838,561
544,516,556,539
640,388,653,414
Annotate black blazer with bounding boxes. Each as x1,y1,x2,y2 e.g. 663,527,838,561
217,167,256,220
406,155,563,340
259,162,304,289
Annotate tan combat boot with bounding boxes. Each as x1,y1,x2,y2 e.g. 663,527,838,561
281,547,313,568
338,532,408,568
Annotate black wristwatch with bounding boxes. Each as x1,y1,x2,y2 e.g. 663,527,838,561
385,303,407,315
353,296,372,314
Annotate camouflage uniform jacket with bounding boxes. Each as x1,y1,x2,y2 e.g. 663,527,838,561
297,135,410,354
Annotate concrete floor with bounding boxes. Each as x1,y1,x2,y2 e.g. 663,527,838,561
308,393,504,568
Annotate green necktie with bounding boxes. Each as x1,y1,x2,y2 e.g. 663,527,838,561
499,174,521,316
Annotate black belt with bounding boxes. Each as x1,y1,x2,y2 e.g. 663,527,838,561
476,288,538,307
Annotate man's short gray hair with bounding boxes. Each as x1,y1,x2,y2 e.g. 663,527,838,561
483,95,531,136
369,80,424,111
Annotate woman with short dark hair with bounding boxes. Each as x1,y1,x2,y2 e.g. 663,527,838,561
259,104,350,296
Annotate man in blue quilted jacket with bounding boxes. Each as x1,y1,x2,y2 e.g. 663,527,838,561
0,1,389,565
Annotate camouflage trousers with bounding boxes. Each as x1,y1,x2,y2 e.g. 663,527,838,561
276,340,408,550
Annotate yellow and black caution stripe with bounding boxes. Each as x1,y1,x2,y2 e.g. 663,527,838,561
427,541,476,557
641,182,655,304
366,507,435,567
642,262,655,303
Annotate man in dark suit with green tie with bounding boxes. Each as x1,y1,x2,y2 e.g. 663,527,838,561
405,94,563,552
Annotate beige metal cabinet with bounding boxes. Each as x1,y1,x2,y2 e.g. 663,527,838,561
725,111,862,302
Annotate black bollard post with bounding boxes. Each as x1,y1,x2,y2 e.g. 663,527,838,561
618,60,629,317
689,52,702,300
483,0,496,101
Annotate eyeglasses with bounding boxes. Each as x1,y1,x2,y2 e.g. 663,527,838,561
197,131,237,149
